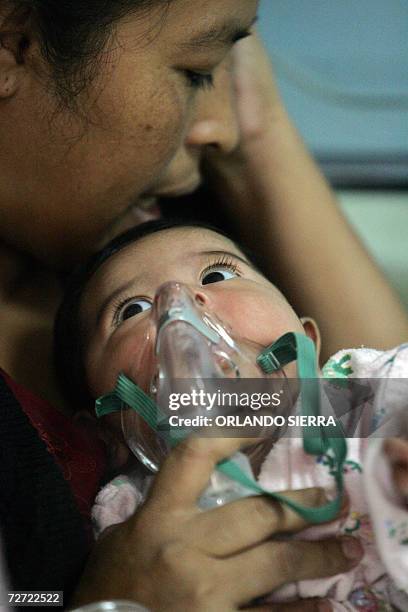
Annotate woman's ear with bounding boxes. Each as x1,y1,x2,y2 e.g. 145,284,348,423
0,9,32,98
300,317,321,362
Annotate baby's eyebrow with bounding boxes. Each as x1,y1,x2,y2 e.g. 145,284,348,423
95,277,141,328
198,250,254,269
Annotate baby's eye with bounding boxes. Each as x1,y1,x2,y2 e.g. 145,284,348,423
202,267,239,285
117,298,152,323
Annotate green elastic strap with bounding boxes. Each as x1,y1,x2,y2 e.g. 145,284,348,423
256,332,347,523
95,332,347,524
96,376,186,447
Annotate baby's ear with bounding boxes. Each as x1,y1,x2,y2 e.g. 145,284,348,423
73,410,99,432
93,417,131,471
300,317,321,362
74,410,130,467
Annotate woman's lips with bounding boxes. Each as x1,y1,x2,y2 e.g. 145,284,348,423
150,176,201,199
99,198,161,247
98,173,200,248
129,199,161,223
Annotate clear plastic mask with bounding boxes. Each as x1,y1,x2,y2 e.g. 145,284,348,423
120,282,291,477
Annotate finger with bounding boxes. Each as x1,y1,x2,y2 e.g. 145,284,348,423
271,600,332,612
383,439,408,496
226,536,363,605
187,488,346,556
392,464,408,497
243,599,331,612
384,438,408,464
147,434,255,509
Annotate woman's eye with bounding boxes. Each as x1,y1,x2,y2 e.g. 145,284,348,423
183,70,215,90
117,299,152,323
202,267,238,285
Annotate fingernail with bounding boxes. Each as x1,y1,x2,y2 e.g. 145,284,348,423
341,536,363,561
318,601,332,612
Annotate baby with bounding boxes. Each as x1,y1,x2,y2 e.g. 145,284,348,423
54,219,408,611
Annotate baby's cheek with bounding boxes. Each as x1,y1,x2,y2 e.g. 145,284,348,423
87,330,151,397
224,296,302,347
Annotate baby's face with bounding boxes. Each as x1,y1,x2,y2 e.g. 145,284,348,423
82,227,307,399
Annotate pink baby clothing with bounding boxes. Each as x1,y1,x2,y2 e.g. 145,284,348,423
267,344,408,610
92,473,144,537
92,345,408,611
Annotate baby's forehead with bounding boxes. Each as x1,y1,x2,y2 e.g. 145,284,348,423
81,226,245,311
125,226,238,256
97,226,240,276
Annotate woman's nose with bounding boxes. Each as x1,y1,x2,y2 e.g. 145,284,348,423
186,62,240,155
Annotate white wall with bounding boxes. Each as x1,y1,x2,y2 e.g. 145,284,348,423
338,190,408,309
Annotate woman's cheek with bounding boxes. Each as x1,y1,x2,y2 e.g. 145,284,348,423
138,77,189,173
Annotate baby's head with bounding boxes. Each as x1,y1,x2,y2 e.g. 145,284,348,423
55,219,320,415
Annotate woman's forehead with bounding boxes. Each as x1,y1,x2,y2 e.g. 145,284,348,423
119,0,258,52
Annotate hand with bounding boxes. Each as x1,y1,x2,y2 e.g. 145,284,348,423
383,438,408,501
228,31,284,147
202,32,289,224
206,31,284,174
72,436,363,611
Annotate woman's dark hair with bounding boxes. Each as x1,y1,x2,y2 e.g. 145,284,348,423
54,219,252,410
3,0,170,105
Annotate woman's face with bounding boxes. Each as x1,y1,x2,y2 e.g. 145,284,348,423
82,227,306,399
0,0,258,266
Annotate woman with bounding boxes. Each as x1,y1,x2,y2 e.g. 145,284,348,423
0,0,406,609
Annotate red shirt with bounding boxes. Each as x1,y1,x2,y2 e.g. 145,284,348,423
1,368,106,521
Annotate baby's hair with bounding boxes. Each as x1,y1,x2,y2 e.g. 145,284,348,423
54,219,259,410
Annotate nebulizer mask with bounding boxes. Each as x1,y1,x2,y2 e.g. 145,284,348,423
96,282,346,523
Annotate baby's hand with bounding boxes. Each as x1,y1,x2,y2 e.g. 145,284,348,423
383,438,408,502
